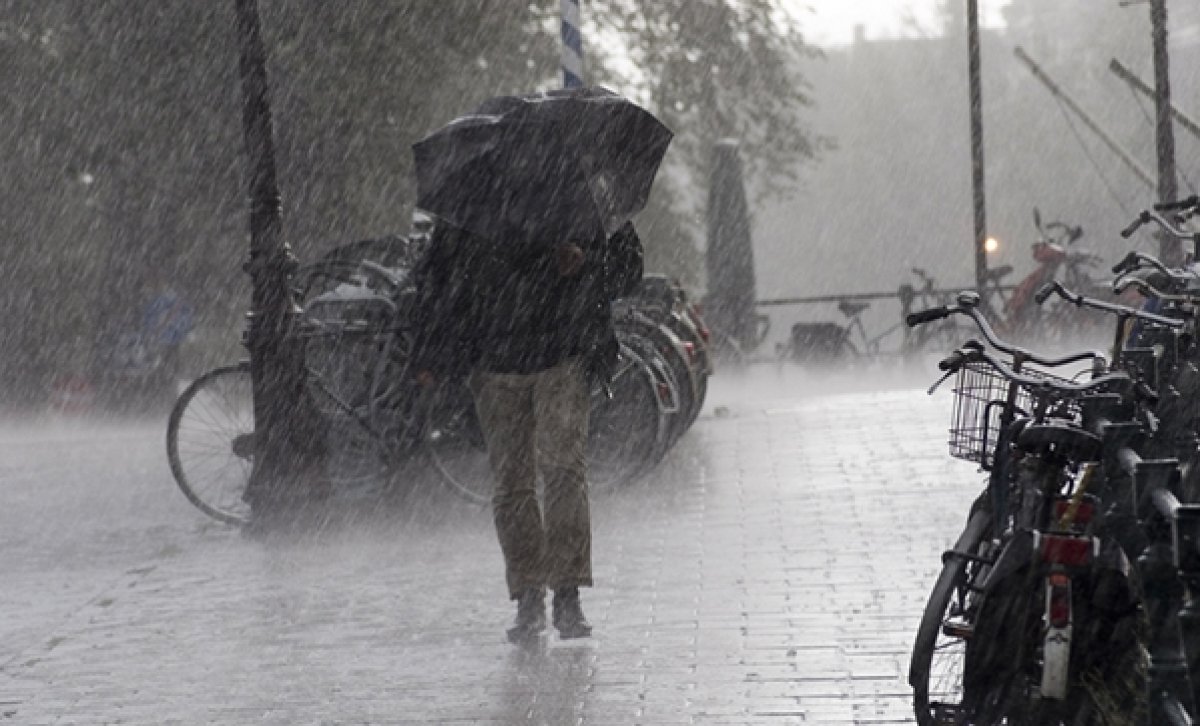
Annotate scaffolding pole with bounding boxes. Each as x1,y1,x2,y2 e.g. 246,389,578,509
1014,46,1156,191
1109,58,1200,143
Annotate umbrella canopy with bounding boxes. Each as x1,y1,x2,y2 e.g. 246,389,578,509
413,87,672,245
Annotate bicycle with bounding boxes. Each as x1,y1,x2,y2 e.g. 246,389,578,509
1000,208,1109,346
897,267,970,358
1039,280,1200,726
624,274,712,428
167,255,691,522
778,296,909,366
907,290,1157,725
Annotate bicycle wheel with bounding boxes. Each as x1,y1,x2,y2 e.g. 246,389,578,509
422,381,493,504
425,345,671,501
301,325,394,489
166,363,254,525
633,327,694,443
963,569,1145,726
616,331,680,458
588,344,668,489
911,507,994,726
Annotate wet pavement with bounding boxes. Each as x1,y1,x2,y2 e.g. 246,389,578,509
0,365,981,725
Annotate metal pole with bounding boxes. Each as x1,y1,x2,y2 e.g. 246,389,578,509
233,0,310,518
1109,58,1200,143
1015,46,1157,191
1151,0,1182,264
967,0,988,297
561,0,584,88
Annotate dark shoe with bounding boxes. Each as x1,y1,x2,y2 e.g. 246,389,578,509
506,588,546,644
552,587,593,639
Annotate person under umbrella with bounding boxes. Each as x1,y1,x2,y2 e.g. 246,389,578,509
409,87,670,643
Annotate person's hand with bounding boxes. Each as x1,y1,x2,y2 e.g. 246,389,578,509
415,369,437,388
554,242,585,277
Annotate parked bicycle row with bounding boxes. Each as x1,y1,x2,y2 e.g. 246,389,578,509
778,208,1126,367
907,196,1200,725
164,234,712,526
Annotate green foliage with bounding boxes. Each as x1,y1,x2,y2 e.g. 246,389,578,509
588,0,825,199
0,1,821,405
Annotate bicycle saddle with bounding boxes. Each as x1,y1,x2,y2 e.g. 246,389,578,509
986,265,1013,283
837,300,869,318
1016,421,1103,463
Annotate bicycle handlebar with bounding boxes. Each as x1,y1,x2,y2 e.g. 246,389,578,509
1035,280,1186,330
1113,274,1200,306
1121,208,1198,242
945,345,1133,401
907,291,1105,368
1045,221,1084,244
1120,212,1148,239
1154,194,1200,213
910,267,936,291
1111,250,1177,278
1110,248,1200,301
905,306,952,326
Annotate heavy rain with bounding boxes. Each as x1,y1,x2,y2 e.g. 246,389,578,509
3,1,1200,724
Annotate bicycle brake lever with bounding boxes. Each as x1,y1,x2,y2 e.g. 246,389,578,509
927,369,955,396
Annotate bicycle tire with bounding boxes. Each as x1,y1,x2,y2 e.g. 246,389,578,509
424,344,669,502
929,469,1147,726
619,314,699,431
615,332,679,461
588,344,669,488
964,565,1144,726
650,336,695,444
911,507,993,726
422,381,492,505
301,326,396,490
166,363,254,526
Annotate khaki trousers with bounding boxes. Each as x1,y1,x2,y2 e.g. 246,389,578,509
471,357,593,599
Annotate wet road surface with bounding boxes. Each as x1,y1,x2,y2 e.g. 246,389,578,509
0,366,980,725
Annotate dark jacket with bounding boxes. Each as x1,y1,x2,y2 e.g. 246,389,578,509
409,221,643,382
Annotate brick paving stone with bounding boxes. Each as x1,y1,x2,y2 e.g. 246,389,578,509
0,369,982,724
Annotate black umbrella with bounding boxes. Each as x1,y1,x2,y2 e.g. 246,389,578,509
413,86,672,245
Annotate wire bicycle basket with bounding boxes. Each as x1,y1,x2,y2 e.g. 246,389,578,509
948,360,1077,468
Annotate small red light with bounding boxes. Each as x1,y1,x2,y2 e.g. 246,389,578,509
699,326,711,342
1047,577,1072,628
683,341,696,360
1040,535,1093,566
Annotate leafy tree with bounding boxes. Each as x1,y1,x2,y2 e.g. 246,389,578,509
0,1,824,404
582,0,827,278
